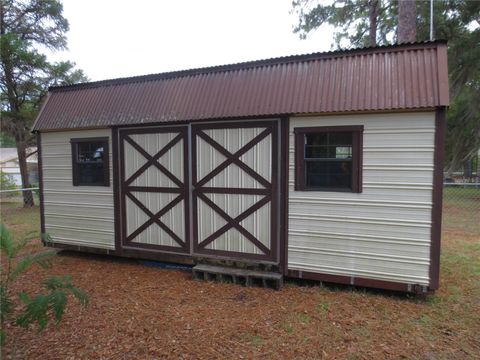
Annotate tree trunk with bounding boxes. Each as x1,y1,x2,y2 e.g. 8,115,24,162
398,0,417,43
463,158,472,180
15,138,34,207
368,0,379,47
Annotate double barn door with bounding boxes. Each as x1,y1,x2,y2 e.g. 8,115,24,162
118,121,279,263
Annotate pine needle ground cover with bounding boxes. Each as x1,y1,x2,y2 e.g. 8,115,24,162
1,201,479,359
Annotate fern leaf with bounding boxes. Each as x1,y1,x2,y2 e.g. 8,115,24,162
31,251,56,268
43,275,63,290
16,294,50,330
48,290,67,323
1,285,13,321
11,254,34,281
10,251,55,281
0,224,14,258
69,286,89,307
18,291,31,304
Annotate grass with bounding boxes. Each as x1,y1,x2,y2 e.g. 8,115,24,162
296,312,311,324
281,321,295,334
0,200,42,254
442,186,480,234
315,299,331,314
443,186,480,205
1,192,479,358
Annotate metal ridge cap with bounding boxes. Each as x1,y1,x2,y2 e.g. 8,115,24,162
48,40,447,93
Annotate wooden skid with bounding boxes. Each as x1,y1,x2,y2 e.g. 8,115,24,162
192,264,283,290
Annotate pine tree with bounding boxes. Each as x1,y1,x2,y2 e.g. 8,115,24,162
292,0,480,175
0,0,88,207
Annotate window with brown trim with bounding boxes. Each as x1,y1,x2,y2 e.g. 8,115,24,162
71,137,110,186
294,126,363,192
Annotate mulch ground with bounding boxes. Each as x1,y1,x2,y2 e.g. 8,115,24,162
2,231,479,359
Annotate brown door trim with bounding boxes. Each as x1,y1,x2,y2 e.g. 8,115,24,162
429,107,446,290
112,119,287,268
280,117,289,274
191,120,280,263
118,126,190,254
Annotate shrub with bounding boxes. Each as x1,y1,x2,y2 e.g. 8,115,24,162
0,225,88,345
0,171,17,197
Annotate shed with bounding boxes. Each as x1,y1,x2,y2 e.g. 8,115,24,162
32,41,449,293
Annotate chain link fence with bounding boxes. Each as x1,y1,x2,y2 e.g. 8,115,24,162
442,183,480,235
1,185,479,237
1,188,41,239
0,188,40,207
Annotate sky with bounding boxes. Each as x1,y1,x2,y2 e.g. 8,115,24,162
47,0,334,82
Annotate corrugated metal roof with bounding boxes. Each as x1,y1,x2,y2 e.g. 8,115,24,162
33,41,449,131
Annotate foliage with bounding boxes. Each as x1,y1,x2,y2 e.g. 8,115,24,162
0,132,16,147
0,171,17,191
440,3,480,174
292,0,480,173
445,84,480,174
0,224,88,345
0,0,88,207
292,0,398,47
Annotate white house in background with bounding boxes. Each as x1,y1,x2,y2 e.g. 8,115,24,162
0,147,39,186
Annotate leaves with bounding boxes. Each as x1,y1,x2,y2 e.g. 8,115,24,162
1,0,69,50
10,251,56,281
0,224,88,344
0,171,17,191
16,294,50,330
43,276,89,307
292,0,396,48
0,285,13,323
1,224,55,275
49,290,68,323
0,0,88,115
292,0,480,173
16,276,89,330
0,223,15,258
0,0,88,201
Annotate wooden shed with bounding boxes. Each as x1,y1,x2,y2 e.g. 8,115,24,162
32,41,449,293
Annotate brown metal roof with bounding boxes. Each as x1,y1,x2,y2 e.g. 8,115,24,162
33,41,449,131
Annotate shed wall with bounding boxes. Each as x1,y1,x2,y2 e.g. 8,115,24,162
41,129,115,249
288,112,435,285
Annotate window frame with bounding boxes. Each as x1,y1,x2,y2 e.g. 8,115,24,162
294,125,363,193
70,137,110,187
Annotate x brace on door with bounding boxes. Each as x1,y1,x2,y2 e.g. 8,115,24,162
119,127,189,253
119,122,278,263
192,121,278,262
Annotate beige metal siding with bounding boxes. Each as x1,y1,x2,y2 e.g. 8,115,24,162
126,193,185,247
288,112,435,285
42,129,114,249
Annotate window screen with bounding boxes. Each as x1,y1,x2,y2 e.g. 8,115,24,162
294,126,363,192
71,138,109,186
305,132,353,189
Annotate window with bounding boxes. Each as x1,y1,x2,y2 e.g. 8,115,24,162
71,138,110,186
294,126,363,192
